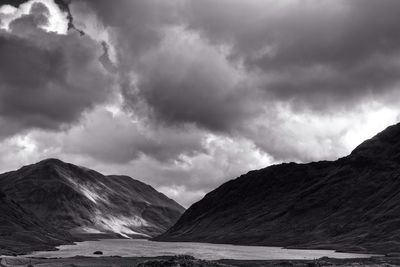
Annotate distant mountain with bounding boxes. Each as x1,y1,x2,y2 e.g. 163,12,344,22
0,159,184,254
156,123,400,253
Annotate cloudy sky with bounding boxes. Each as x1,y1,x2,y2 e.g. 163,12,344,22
0,0,400,207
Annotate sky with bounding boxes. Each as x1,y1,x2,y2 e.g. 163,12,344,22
0,0,400,208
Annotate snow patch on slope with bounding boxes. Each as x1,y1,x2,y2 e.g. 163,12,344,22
94,212,150,238
78,226,104,234
79,185,104,204
61,172,108,204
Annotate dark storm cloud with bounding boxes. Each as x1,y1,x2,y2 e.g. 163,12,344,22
0,0,27,7
71,0,182,60
67,0,400,135
0,2,113,137
69,0,260,132
183,0,400,110
126,28,259,132
133,68,250,132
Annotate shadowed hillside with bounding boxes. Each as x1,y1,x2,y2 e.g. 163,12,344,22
157,123,400,253
0,189,73,255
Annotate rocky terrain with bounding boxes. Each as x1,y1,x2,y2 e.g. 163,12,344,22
0,159,184,254
157,123,400,254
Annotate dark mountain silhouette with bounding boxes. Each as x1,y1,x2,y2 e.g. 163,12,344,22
0,159,184,254
156,123,400,253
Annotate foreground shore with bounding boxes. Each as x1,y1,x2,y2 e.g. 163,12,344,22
1,255,400,267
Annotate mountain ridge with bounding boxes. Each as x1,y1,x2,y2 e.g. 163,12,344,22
156,122,400,254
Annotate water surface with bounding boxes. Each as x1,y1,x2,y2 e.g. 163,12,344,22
27,239,377,260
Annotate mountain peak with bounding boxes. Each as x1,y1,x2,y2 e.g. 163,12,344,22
350,122,400,161
36,158,67,166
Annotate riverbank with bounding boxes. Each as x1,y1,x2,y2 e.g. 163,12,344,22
1,254,399,267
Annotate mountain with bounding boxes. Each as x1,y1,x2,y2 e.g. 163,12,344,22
156,123,400,253
0,158,184,254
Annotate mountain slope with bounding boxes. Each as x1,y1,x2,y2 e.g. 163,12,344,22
0,159,184,241
156,123,400,253
0,189,73,255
